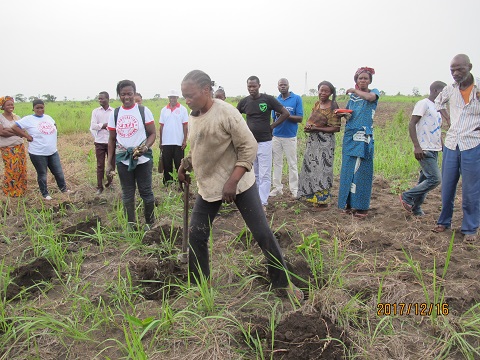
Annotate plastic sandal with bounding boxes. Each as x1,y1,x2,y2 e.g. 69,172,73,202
464,234,476,244
431,224,448,233
399,194,413,213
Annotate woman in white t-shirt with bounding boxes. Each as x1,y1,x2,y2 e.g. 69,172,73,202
107,80,156,231
12,99,70,200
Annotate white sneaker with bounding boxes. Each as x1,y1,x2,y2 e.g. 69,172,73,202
44,195,53,200
269,189,283,197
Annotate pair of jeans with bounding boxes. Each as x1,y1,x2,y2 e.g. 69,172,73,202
161,145,184,185
117,160,155,204
188,184,289,288
437,144,480,235
272,136,298,197
94,142,108,189
29,152,67,197
253,140,272,205
402,151,441,215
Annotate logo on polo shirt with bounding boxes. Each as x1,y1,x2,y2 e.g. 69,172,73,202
117,115,139,138
259,103,268,112
38,121,55,135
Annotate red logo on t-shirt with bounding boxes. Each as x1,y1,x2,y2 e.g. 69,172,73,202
38,121,55,135
117,115,139,138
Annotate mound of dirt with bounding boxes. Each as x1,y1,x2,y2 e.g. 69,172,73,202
6,257,57,300
130,257,186,300
267,311,345,359
61,216,101,236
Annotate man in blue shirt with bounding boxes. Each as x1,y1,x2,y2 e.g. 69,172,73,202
270,78,303,198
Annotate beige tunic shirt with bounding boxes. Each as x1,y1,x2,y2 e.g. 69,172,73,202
182,99,257,202
0,113,23,148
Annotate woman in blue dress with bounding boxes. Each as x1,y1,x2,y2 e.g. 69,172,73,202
337,67,380,218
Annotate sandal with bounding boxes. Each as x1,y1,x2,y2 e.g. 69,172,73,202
464,234,477,244
341,208,353,215
312,204,329,211
431,224,448,233
353,211,368,219
399,194,413,213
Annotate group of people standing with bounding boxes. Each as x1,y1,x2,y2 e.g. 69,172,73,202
89,82,190,231
235,68,380,219
400,54,480,244
0,97,71,200
1,53,478,294
87,73,303,299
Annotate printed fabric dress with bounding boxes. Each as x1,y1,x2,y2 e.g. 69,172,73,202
297,104,340,205
0,113,27,197
337,89,380,210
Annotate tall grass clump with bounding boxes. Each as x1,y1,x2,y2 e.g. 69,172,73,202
374,109,419,182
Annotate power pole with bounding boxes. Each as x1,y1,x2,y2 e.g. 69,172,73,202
304,72,308,95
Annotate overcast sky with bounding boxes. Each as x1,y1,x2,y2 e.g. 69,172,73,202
2,0,478,101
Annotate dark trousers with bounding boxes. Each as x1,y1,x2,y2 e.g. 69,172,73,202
162,145,184,185
117,161,155,224
188,184,289,288
94,142,108,189
29,152,67,197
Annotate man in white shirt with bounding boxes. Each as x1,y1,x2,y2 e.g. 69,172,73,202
400,81,446,216
90,91,113,194
159,89,188,186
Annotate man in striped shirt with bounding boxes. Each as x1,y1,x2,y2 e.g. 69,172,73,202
432,54,480,243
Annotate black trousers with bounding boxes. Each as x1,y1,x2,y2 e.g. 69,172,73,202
162,145,184,185
188,184,289,288
94,142,108,189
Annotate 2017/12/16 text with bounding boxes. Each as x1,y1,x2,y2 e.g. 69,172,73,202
377,303,449,316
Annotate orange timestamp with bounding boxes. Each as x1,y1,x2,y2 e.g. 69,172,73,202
377,302,449,316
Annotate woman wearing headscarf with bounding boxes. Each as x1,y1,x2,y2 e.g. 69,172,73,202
297,81,342,209
337,67,380,218
0,96,29,197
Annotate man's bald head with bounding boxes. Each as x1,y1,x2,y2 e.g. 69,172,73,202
450,54,473,85
452,54,471,66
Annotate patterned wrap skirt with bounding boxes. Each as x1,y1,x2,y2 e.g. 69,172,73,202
297,132,335,205
1,143,27,197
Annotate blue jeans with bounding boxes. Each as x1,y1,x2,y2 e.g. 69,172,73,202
402,151,441,215
437,144,480,235
29,152,67,197
188,184,290,288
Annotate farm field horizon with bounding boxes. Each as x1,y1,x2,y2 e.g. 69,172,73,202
1,97,479,359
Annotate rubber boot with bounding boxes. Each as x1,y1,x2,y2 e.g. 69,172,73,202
124,201,137,231
144,201,155,231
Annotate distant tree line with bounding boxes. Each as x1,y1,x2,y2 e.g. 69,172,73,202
14,94,57,102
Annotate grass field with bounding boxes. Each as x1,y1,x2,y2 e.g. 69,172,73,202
1,96,479,359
